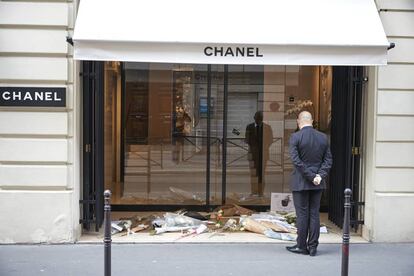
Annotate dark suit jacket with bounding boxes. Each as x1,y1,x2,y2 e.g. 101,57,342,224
289,126,333,191
245,122,273,162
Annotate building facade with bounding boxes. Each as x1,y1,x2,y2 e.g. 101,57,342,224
0,0,413,243
0,0,81,242
363,0,414,242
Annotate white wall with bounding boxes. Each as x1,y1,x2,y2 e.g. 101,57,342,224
364,0,414,242
0,0,80,243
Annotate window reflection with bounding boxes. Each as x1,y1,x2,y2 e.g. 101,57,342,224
103,63,332,206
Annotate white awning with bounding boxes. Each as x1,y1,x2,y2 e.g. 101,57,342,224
73,0,389,65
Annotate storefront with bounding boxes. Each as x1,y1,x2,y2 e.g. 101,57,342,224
2,0,413,243
74,0,388,230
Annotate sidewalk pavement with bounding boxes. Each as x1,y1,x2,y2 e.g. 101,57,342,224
1,243,413,276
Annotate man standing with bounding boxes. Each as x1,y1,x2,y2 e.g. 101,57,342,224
245,111,273,197
286,111,332,256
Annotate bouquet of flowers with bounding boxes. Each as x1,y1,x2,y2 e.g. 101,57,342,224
285,99,314,116
285,99,318,129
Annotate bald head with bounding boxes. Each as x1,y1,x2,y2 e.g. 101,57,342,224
297,111,313,129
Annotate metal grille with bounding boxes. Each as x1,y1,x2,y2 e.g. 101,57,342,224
328,66,365,231
80,61,105,231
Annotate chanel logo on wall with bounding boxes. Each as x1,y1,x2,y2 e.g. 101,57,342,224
0,87,66,107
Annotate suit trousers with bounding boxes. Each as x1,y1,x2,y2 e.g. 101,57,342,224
292,189,323,250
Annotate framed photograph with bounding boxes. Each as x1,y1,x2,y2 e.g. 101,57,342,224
271,193,295,213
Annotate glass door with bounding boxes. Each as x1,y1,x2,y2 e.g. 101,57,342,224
121,64,209,205
224,65,330,206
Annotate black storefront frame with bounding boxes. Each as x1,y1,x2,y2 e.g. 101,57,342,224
81,61,366,229
80,61,105,230
328,66,366,231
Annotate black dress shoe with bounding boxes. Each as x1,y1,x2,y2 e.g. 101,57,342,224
286,244,298,250
286,245,309,255
309,248,317,256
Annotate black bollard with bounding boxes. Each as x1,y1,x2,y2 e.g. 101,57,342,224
104,190,112,276
341,188,352,276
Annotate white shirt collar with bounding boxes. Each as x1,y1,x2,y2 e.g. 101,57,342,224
299,123,313,129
